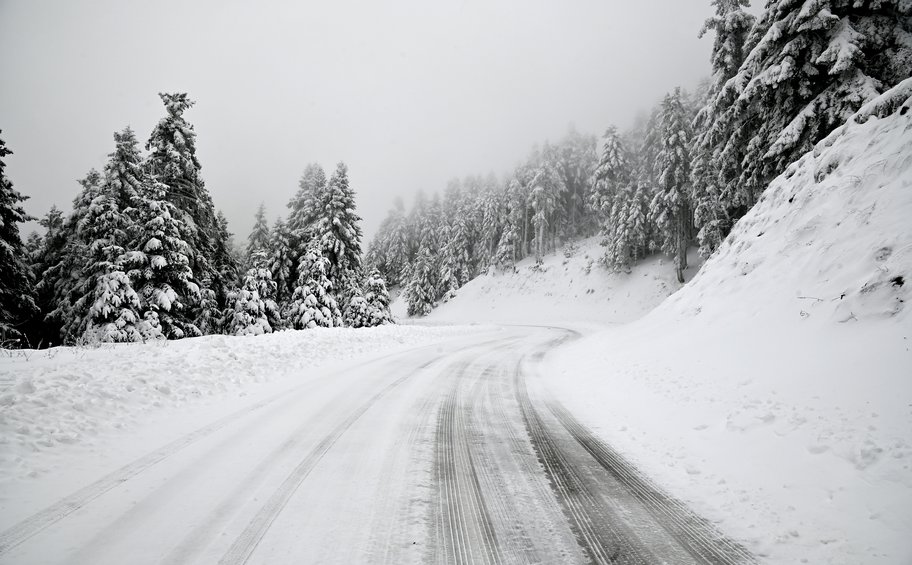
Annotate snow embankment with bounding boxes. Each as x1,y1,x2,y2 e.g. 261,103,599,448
409,236,698,326
545,81,912,565
0,325,474,480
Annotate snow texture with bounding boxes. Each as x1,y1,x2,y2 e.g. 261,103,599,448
544,85,912,565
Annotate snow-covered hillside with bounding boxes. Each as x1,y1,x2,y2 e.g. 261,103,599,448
545,82,912,564
392,237,700,326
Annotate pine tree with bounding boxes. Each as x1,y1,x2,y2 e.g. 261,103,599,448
691,0,755,257
649,88,693,283
316,162,364,281
363,268,393,326
405,246,436,317
123,177,201,339
288,240,342,329
704,0,912,215
267,217,295,311
47,170,101,341
146,93,218,284
226,268,278,336
315,162,365,314
365,197,409,286
287,163,326,237
83,270,156,342
30,206,69,344
204,211,241,334
0,133,38,341
246,203,270,269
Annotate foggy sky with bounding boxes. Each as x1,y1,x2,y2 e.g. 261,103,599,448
0,0,732,244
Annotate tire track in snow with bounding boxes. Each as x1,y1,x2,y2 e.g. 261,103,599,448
219,338,516,565
0,391,283,557
547,401,756,565
434,365,503,565
514,361,654,565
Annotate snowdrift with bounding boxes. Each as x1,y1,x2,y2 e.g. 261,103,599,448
545,81,912,565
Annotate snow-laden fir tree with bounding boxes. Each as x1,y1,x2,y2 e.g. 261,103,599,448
364,197,409,286
288,240,342,329
287,163,326,237
246,203,270,269
266,217,295,312
145,93,218,267
703,0,912,215
317,163,363,278
46,170,101,341
590,126,630,217
604,178,652,271
315,162,364,312
226,268,279,336
363,268,393,326
30,206,70,344
71,129,149,342
0,133,38,341
528,144,565,260
405,246,437,317
123,177,201,339
690,0,755,257
649,88,693,283
83,270,161,342
203,211,241,334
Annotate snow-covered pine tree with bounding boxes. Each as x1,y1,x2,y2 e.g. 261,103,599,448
123,177,202,339
648,88,693,283
70,129,149,342
591,126,630,217
46,170,101,342
365,197,408,286
363,268,393,326
29,206,69,344
405,246,436,317
555,127,598,239
528,143,565,260
288,239,342,329
315,162,365,312
691,0,755,257
266,217,295,313
145,93,219,282
287,163,327,237
83,270,158,342
203,211,241,334
0,133,38,341
604,178,652,271
226,267,278,336
705,0,912,216
246,203,270,269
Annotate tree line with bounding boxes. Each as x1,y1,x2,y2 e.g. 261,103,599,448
366,0,911,315
0,94,391,346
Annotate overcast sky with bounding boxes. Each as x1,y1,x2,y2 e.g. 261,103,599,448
0,0,739,243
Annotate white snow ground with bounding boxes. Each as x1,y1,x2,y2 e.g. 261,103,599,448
541,83,912,564
0,325,477,507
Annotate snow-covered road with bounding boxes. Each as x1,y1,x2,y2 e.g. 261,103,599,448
0,327,752,564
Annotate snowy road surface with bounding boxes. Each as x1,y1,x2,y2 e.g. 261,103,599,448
0,326,752,564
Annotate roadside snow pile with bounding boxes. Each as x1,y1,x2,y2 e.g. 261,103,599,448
412,236,698,325
0,325,473,477
545,81,912,565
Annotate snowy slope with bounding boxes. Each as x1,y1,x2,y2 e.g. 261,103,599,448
544,81,912,564
399,237,700,326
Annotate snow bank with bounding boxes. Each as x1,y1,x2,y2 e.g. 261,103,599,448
545,83,912,565
0,325,474,479
410,236,699,326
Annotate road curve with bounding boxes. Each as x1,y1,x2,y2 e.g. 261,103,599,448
0,326,753,564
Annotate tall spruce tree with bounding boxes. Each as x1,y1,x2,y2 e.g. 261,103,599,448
704,0,912,216
146,93,218,281
288,239,342,329
315,162,364,312
649,88,693,283
246,203,270,269
0,133,38,341
124,177,201,339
